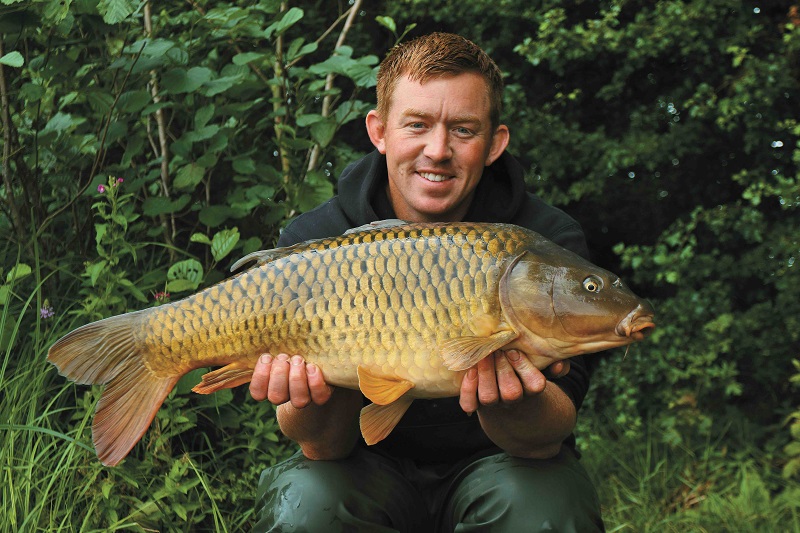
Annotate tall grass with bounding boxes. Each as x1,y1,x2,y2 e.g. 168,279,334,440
581,419,800,532
0,257,292,532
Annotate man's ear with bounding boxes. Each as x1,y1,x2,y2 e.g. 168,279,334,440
366,110,387,154
485,124,510,166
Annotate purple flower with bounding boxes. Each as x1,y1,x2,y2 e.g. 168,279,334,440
97,184,106,193
40,306,55,319
116,178,124,185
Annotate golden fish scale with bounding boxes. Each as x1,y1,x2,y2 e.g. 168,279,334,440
141,224,530,395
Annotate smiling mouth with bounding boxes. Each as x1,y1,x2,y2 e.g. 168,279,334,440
419,171,453,183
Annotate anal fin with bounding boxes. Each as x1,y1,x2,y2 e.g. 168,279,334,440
360,397,414,445
192,362,253,394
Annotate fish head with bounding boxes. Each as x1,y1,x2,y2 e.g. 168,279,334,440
502,248,655,366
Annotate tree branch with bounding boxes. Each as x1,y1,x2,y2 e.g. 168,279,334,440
272,2,293,185
306,0,363,173
144,1,176,254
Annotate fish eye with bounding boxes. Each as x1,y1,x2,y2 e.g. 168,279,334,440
583,276,603,293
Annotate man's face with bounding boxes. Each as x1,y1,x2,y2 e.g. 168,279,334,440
366,72,509,223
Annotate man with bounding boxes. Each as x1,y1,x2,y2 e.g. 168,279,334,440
250,33,604,532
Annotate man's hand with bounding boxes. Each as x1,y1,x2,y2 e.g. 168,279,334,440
249,353,333,408
459,350,570,414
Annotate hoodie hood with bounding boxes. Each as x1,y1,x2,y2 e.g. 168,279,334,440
336,150,527,226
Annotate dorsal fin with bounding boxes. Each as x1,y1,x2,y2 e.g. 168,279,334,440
229,245,300,272
343,219,409,235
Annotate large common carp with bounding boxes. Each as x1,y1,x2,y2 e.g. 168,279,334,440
48,221,655,466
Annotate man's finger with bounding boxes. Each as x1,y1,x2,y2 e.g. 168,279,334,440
495,352,523,403
267,353,291,404
307,363,333,405
249,353,272,401
477,355,500,405
546,360,571,379
459,367,479,414
288,355,311,409
504,350,546,395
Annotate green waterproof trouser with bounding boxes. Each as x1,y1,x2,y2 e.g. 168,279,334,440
254,446,604,532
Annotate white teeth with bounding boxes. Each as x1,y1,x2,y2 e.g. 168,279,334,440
419,172,450,182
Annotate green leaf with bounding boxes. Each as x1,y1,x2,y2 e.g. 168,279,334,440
201,75,243,97
375,16,396,34
98,0,137,24
118,279,148,303
199,205,241,227
176,368,206,394
211,228,240,262
142,195,191,217
0,285,9,306
190,233,212,245
265,7,304,39
195,104,215,129
296,173,334,212
161,67,213,94
86,260,108,286
182,125,219,143
94,223,108,246
174,163,206,190
232,52,265,65
6,264,32,284
167,259,204,292
310,120,336,147
232,157,256,175
117,90,151,113
0,51,24,68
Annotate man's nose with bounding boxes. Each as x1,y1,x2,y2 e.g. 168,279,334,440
423,126,452,161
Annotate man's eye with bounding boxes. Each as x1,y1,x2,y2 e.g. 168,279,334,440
455,127,474,136
410,122,425,129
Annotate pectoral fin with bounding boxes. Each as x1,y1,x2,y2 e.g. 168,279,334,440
357,365,414,405
440,330,518,371
360,397,414,445
192,362,253,394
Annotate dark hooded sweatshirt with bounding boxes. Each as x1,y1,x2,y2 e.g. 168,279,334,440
277,150,592,463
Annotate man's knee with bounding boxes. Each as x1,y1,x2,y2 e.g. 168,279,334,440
445,449,605,532
253,450,428,533
254,455,346,532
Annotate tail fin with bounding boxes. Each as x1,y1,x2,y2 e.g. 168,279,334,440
48,311,179,466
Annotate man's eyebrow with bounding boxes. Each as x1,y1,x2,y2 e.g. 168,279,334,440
399,108,483,125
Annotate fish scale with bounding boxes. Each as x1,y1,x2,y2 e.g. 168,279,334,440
48,221,655,466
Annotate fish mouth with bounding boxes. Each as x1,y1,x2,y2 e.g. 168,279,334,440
616,304,656,340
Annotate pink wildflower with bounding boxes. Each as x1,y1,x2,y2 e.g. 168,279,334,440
153,291,171,304
116,178,124,185
97,184,106,193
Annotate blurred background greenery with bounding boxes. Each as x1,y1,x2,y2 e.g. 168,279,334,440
1,0,798,530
